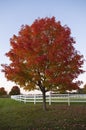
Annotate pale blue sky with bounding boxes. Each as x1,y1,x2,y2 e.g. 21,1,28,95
0,0,86,92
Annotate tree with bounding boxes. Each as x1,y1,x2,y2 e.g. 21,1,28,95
77,88,83,94
77,84,86,94
0,87,7,96
9,86,20,95
83,84,86,93
2,17,84,110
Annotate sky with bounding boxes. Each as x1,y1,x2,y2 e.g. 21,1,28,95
0,0,86,93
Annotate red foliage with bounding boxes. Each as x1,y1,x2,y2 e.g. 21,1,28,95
2,17,84,93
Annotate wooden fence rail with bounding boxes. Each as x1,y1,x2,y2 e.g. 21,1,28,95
11,94,86,106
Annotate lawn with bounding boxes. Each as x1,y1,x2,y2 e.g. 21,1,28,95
0,98,86,130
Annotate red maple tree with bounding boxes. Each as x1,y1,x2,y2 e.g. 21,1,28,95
2,17,84,110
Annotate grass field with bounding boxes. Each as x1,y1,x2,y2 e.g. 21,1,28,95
0,98,86,130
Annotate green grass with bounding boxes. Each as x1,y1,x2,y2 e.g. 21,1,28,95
0,98,86,130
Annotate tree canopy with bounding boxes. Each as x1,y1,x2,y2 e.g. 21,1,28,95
0,87,7,96
2,17,84,110
9,86,20,95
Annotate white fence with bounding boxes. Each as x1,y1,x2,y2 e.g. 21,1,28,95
11,94,86,106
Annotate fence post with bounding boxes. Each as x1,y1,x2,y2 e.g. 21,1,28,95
34,94,36,104
68,92,70,106
24,95,26,103
19,95,21,102
49,92,51,105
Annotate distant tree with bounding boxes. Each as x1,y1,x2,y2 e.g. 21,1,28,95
77,84,86,94
2,17,84,110
9,86,20,95
82,84,86,94
77,88,83,94
0,87,7,96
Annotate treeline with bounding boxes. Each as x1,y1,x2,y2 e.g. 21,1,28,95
0,84,86,97
0,86,20,97
77,84,86,94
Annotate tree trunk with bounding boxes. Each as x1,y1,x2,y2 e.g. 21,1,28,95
38,81,47,111
42,90,47,111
